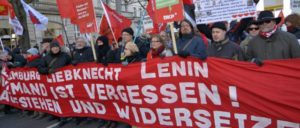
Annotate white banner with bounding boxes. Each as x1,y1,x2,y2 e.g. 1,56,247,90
194,0,257,24
291,0,300,13
9,17,23,36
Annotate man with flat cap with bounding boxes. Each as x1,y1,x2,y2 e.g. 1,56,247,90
247,11,300,66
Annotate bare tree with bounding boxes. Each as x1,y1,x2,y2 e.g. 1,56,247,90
8,0,33,51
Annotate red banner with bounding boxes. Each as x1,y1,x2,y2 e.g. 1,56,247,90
72,0,97,33
1,57,300,128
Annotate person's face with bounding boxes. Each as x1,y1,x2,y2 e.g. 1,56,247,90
180,21,192,34
285,21,292,27
151,37,163,50
122,32,132,43
212,28,226,42
248,24,260,37
97,40,103,46
259,20,276,32
51,46,60,54
159,31,168,41
42,42,50,52
75,39,86,49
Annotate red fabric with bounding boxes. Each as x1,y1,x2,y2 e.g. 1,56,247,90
277,10,284,27
151,0,184,23
54,35,64,46
99,15,115,44
1,57,300,128
56,0,76,19
200,32,209,47
100,2,132,43
183,0,193,5
72,0,97,33
29,11,40,24
0,0,14,18
146,0,167,34
260,25,277,38
26,55,40,62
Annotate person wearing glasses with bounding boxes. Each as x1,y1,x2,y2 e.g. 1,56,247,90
207,22,244,60
176,19,207,60
147,35,173,60
240,21,260,60
247,11,300,66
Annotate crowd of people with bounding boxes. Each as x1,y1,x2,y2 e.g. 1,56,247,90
0,10,300,128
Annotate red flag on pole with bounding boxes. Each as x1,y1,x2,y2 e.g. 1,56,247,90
0,0,12,16
56,0,76,19
146,0,167,34
54,35,64,46
100,1,132,43
72,0,97,33
278,10,285,27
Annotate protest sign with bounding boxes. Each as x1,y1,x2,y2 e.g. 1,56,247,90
291,0,300,13
153,0,184,23
264,0,283,11
194,0,256,24
1,57,300,128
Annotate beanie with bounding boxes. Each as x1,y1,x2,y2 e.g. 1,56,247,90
211,22,227,31
26,48,39,55
122,27,134,36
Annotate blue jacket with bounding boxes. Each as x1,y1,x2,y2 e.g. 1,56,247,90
176,34,207,59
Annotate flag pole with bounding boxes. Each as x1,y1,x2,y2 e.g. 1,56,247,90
0,38,4,51
133,9,147,43
99,0,118,44
89,34,98,62
169,22,178,54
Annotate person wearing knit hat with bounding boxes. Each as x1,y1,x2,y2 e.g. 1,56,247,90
246,10,300,66
38,41,71,74
207,21,244,60
24,48,41,68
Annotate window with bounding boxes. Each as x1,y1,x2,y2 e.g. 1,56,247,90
133,7,136,17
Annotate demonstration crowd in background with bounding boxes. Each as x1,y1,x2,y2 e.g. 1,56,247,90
0,10,300,128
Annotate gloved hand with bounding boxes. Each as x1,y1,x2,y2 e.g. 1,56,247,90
251,58,264,66
38,67,49,75
178,51,190,58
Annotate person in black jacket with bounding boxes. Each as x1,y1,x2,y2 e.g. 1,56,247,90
95,36,110,64
38,41,71,74
72,37,94,65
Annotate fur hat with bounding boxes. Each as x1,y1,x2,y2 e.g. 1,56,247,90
26,48,39,55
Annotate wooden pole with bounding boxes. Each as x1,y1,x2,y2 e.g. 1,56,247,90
169,22,178,54
89,34,97,62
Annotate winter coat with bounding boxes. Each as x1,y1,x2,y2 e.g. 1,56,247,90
208,38,244,60
247,30,300,60
72,47,94,64
38,51,71,74
146,48,173,60
95,44,110,63
176,33,207,59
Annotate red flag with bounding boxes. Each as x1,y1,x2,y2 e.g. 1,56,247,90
278,10,284,27
21,0,48,30
72,0,97,33
100,2,132,42
0,5,8,15
146,0,167,34
54,35,64,46
99,15,114,43
183,0,193,5
56,0,76,19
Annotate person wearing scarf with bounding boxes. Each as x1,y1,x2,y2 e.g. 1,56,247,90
147,35,173,60
246,11,300,66
25,48,41,68
285,13,300,39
